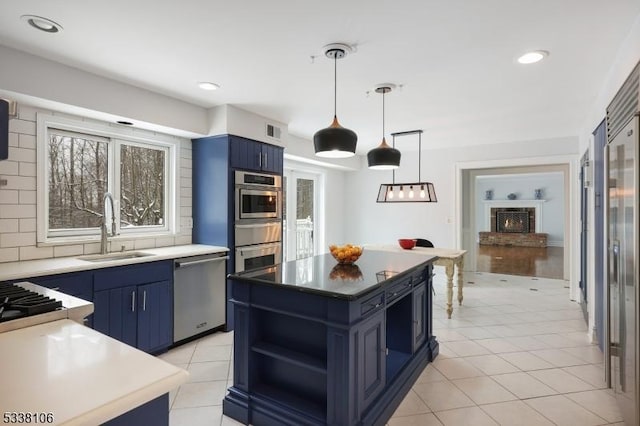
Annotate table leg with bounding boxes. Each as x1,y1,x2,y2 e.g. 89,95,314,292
457,256,464,306
445,262,454,319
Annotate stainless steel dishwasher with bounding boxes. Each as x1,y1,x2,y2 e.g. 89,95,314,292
173,252,228,343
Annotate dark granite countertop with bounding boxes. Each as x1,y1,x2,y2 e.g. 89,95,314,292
229,249,438,300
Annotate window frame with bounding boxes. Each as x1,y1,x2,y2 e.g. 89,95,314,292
37,113,180,245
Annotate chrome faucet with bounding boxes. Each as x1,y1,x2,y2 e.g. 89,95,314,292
101,192,117,254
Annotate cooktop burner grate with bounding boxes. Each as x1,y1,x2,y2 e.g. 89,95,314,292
0,282,63,323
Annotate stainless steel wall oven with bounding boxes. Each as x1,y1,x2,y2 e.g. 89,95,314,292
235,171,282,220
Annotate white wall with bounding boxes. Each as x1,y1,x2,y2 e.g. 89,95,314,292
0,45,208,138
343,136,579,249
475,173,565,246
0,103,192,263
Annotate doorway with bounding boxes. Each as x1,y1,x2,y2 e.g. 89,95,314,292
283,170,319,261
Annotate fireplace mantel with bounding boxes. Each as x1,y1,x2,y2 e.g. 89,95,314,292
482,199,546,233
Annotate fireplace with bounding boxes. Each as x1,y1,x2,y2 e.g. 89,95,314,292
496,210,530,233
480,206,547,247
491,207,536,233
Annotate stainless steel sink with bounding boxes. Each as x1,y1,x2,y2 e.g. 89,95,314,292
78,251,155,262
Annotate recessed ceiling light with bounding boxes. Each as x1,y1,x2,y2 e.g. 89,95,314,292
198,82,220,91
517,50,549,64
21,15,63,33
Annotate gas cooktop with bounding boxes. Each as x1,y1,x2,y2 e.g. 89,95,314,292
0,282,62,322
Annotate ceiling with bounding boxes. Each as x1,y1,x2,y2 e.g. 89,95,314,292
0,1,639,153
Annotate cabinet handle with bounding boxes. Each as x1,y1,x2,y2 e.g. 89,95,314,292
373,303,381,308
143,290,147,311
131,291,136,312
264,152,268,167
258,152,262,168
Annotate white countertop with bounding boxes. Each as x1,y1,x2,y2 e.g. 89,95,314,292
0,319,189,425
0,244,228,282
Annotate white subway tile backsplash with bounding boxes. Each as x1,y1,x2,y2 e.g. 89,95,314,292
134,238,157,250
19,218,36,233
180,157,192,169
53,244,84,258
8,147,36,163
181,148,193,159
83,243,102,255
18,106,37,121
154,236,175,248
2,176,36,191
180,206,192,217
0,219,19,233
175,235,192,245
0,204,36,219
0,161,19,175
18,190,36,204
9,119,36,135
0,190,19,204
1,232,36,248
19,134,36,150
181,177,192,189
180,167,192,178
8,132,19,147
19,162,36,177
0,247,19,262
181,196,192,207
20,246,54,260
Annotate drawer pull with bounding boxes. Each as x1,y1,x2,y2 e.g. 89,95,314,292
131,291,136,312
372,303,381,308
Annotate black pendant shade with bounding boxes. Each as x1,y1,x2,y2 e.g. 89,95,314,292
314,116,357,158
314,44,357,158
367,85,400,169
367,137,401,170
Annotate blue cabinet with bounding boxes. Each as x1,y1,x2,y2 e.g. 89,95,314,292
229,135,283,174
93,261,173,353
224,263,438,426
358,310,386,410
193,134,283,331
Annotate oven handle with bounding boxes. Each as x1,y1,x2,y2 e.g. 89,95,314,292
235,223,281,229
238,242,281,255
175,256,229,268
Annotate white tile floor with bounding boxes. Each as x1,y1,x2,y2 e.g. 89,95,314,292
161,270,623,426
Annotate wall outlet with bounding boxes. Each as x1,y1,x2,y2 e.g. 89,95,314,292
446,217,452,224
0,178,7,187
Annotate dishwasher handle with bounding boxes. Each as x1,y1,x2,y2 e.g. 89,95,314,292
175,256,229,268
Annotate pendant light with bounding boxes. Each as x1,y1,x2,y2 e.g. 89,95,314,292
376,130,437,203
367,84,401,169
314,43,357,158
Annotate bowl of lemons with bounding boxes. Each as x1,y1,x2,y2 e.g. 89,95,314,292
329,244,364,264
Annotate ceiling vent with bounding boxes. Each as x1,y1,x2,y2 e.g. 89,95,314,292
606,61,639,143
266,123,282,140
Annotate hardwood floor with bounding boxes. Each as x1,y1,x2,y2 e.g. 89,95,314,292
476,245,564,279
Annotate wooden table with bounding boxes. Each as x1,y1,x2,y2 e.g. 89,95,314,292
367,245,467,318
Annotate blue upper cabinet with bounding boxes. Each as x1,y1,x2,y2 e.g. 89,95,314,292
229,135,283,174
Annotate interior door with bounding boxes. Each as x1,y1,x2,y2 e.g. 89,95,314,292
283,170,318,261
580,151,590,321
608,117,638,426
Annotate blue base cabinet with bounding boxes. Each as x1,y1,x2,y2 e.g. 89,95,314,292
103,394,169,426
223,264,438,425
93,261,173,354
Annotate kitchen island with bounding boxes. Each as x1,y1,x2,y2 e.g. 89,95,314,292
223,249,439,426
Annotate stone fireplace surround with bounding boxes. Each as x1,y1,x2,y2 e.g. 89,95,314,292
479,200,548,247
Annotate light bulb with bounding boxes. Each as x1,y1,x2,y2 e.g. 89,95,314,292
388,187,394,199
409,186,414,199
420,184,426,198
399,186,404,199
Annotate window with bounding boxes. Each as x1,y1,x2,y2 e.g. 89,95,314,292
38,115,177,243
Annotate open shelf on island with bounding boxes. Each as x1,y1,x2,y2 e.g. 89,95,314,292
252,341,327,374
253,382,326,422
